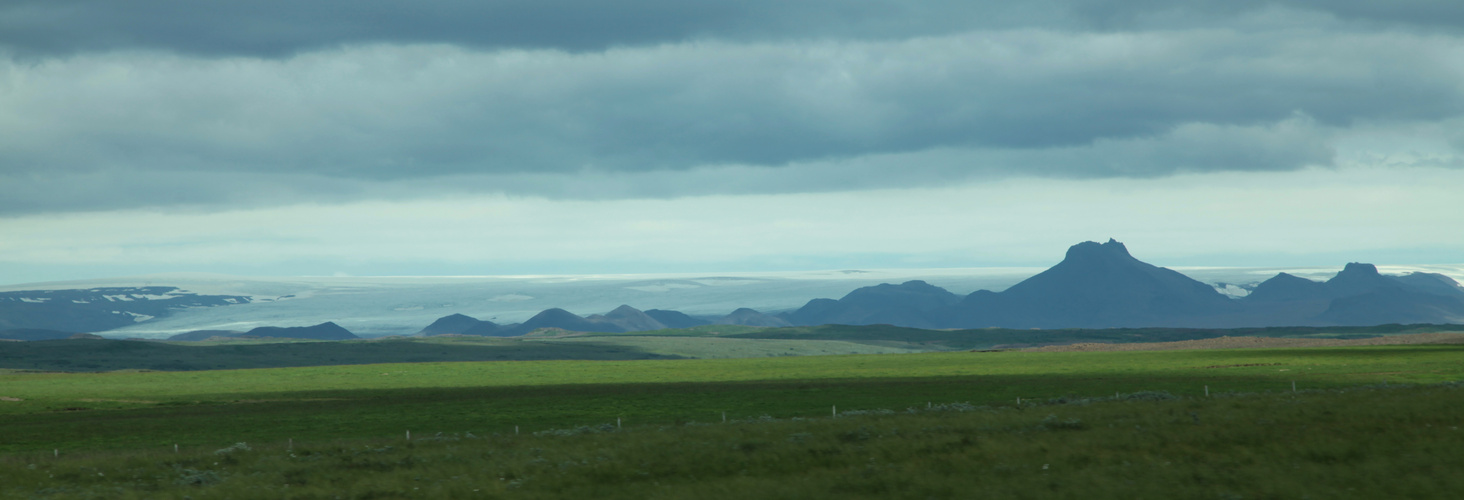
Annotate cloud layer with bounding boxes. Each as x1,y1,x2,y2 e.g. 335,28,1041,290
7,1,1464,57
3,1,1464,215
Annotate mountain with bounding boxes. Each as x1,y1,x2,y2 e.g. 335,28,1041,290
938,239,1237,329
1393,272,1464,299
784,280,960,328
588,305,668,332
1244,263,1464,326
417,306,700,337
716,308,793,327
1323,263,1403,298
644,309,710,329
500,308,625,336
416,313,498,336
1316,288,1464,325
242,322,359,340
1245,273,1329,302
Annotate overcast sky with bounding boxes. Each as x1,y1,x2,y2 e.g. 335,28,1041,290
3,1,1463,285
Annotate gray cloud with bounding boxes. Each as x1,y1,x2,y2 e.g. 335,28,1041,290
3,2,1464,215
0,117,1337,214
0,31,1445,171
5,1,1464,58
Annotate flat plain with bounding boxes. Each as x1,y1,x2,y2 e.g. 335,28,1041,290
2,330,1462,498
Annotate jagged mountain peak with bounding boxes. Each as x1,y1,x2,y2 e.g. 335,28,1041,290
1336,262,1381,277
1325,262,1396,297
959,238,1234,329
1063,238,1134,262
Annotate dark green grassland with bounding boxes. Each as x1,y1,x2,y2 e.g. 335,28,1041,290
3,382,1461,499
2,331,1462,498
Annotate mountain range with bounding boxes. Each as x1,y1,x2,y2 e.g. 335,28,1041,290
406,239,1464,336
165,322,359,341
409,304,793,337
791,239,1464,329
4,240,1461,339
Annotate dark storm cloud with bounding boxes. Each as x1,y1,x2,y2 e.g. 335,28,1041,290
5,0,1464,58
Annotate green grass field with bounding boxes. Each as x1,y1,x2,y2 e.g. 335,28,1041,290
3,382,1462,499
3,344,1462,455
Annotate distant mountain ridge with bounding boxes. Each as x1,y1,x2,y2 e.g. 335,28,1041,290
414,304,765,337
168,322,359,341
406,240,1464,336
786,240,1464,329
9,241,1462,340
934,239,1239,329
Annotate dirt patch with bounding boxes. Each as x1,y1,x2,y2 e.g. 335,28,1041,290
0,396,22,402
1023,332,1464,352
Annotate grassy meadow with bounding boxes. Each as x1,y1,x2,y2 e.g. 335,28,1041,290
2,344,1462,454
2,381,1461,499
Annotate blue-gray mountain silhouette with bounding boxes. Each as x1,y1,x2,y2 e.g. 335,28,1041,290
716,308,792,327
417,305,714,337
499,308,626,336
644,309,709,328
588,305,669,331
784,280,959,328
936,239,1239,328
243,322,359,340
415,313,498,336
790,239,1464,329
169,322,360,341
1262,264,1464,326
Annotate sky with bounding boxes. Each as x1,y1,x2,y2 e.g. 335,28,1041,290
3,1,1464,285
